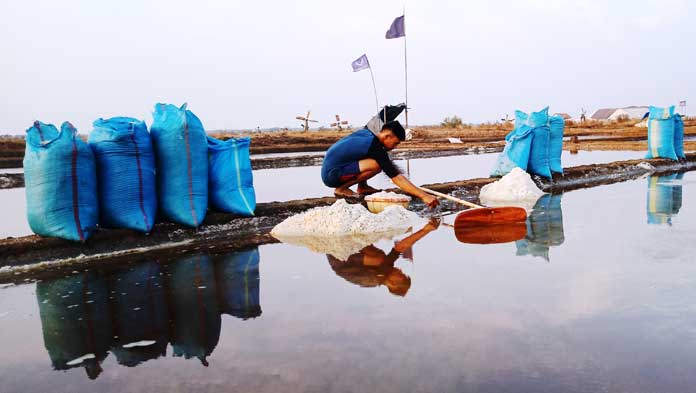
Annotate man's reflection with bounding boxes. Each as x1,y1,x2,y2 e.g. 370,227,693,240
327,219,440,297
516,194,565,261
647,173,684,225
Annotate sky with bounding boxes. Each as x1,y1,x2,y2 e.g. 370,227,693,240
1,0,695,134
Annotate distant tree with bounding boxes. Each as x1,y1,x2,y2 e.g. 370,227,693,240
441,115,464,129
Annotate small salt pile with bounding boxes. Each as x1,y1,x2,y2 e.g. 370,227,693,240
271,199,421,237
479,167,545,211
364,191,411,202
270,199,424,260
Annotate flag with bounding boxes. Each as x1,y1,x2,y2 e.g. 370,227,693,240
351,54,370,72
385,15,405,39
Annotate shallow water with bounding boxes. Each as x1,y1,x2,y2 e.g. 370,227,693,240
251,151,325,159
0,167,24,174
0,150,652,238
0,172,694,392
253,150,646,203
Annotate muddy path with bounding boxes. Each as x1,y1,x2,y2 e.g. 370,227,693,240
1,153,694,283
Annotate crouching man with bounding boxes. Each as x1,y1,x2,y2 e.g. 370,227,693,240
321,120,439,208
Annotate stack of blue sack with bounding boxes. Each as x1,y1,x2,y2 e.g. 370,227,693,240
24,102,258,240
207,136,256,216
150,103,209,227
24,121,98,241
89,117,157,233
491,107,564,179
646,105,685,160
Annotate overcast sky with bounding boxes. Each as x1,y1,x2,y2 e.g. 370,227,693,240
1,0,694,134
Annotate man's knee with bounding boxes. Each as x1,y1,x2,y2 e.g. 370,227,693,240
359,158,380,173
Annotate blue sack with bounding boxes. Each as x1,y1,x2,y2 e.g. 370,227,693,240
151,103,208,227
490,126,534,177
518,107,552,179
89,117,157,232
24,121,98,241
646,106,677,160
215,248,261,319
207,136,256,216
548,115,564,174
674,114,685,159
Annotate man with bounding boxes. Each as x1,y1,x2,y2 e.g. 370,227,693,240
321,120,439,208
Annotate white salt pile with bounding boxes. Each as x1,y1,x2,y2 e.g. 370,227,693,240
271,199,420,237
364,191,411,202
479,167,545,211
270,199,424,260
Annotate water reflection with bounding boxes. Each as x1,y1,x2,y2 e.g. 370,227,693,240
647,173,684,226
167,255,221,366
36,272,113,379
326,219,439,297
109,262,168,367
516,194,565,261
35,248,261,378
215,248,261,319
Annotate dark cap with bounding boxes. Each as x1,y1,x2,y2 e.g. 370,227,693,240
382,121,406,141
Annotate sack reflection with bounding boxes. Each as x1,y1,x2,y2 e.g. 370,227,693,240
515,194,565,261
647,173,683,226
36,272,113,380
109,262,169,367
36,247,261,378
167,255,221,367
215,248,262,319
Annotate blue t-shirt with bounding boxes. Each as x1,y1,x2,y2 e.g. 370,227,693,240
321,129,399,187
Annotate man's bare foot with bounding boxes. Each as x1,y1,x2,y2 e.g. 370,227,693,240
357,184,381,195
334,187,358,198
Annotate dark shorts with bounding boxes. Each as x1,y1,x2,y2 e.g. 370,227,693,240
322,161,361,188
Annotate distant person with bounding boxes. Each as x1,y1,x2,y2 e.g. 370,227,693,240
320,120,439,208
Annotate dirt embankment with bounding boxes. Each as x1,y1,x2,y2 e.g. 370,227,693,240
2,153,695,283
3,119,694,168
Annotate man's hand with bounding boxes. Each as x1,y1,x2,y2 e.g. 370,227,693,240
421,194,439,208
423,217,441,232
390,174,440,209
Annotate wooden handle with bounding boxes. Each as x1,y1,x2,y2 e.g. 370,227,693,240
419,187,483,209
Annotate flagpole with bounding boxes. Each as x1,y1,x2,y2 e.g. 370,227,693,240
368,66,379,114
403,5,409,128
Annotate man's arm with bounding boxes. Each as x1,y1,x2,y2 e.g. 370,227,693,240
391,174,439,208
393,218,440,254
